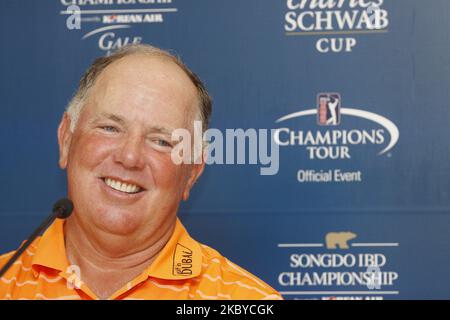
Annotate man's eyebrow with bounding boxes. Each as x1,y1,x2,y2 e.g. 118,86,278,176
93,113,175,135
96,112,126,125
147,126,174,136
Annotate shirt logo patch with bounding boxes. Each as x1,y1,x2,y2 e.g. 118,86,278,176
172,243,193,276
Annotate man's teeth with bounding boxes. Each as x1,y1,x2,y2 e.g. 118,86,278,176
104,178,141,194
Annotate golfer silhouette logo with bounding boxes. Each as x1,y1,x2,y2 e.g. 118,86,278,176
317,93,341,126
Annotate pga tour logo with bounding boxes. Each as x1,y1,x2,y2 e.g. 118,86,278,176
317,93,341,126
274,93,399,160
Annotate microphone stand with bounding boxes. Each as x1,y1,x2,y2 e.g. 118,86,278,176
0,199,73,278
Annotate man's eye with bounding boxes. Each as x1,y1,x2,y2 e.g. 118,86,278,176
156,139,172,147
100,126,119,133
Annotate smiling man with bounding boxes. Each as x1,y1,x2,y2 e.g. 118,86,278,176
0,44,282,300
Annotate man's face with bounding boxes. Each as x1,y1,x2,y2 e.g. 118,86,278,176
58,55,204,237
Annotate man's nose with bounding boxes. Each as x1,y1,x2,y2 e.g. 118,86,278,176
114,133,146,169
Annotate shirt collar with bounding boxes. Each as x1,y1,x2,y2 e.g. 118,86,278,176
31,218,69,277
144,218,202,280
31,217,202,280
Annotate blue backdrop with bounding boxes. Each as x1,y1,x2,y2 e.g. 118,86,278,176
0,0,449,299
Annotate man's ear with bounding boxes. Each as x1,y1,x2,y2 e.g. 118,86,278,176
182,161,206,201
57,113,73,169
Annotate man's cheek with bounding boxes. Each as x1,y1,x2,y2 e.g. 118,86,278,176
73,134,114,166
151,157,188,189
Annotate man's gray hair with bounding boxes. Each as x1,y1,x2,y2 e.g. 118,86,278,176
65,44,212,132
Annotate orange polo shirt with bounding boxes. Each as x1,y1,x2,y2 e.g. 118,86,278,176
0,218,282,300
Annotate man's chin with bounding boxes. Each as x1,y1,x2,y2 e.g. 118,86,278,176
94,209,144,237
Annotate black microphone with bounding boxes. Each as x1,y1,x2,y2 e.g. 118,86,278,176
0,198,73,278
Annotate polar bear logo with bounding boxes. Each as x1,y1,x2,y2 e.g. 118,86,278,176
325,232,357,249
